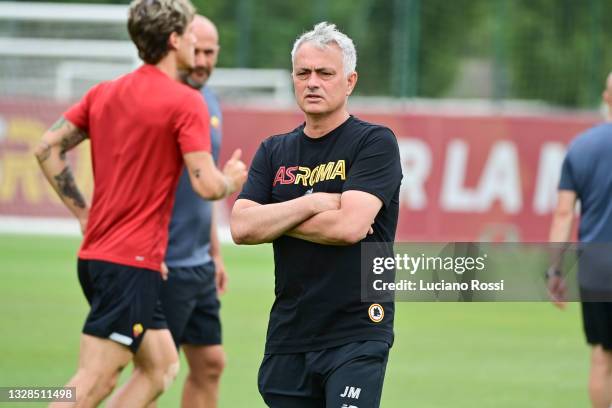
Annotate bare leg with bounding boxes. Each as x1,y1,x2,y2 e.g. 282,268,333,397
589,345,612,408
181,344,226,408
106,329,179,408
49,334,132,408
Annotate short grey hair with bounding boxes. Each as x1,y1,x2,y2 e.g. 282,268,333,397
291,22,357,76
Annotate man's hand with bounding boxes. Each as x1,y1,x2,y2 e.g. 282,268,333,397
223,149,247,195
160,262,169,281
231,193,341,245
547,272,567,310
184,149,246,200
214,255,228,295
286,190,382,245
78,216,88,235
547,190,576,310
310,192,342,213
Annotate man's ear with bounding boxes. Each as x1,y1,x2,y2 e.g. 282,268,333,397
167,31,180,51
346,71,358,96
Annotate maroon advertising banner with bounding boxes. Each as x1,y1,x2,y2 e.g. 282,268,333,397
0,98,596,241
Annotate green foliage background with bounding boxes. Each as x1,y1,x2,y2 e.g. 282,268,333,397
10,0,612,106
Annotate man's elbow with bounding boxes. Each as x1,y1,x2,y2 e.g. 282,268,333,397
230,220,260,245
230,225,249,245
33,139,52,164
553,207,575,222
334,224,370,245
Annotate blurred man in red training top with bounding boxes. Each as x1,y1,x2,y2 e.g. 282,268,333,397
33,0,246,406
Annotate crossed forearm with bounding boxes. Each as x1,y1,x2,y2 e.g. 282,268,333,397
287,190,380,245
231,196,322,245
286,210,356,245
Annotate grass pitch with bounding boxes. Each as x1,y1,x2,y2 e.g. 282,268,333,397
0,234,589,407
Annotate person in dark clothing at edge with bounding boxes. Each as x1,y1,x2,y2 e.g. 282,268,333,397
548,72,612,408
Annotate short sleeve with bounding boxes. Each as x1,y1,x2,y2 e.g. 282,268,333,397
174,93,211,154
558,153,577,192
342,127,403,208
237,142,273,204
64,84,99,132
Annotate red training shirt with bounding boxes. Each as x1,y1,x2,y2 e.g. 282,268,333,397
64,64,210,272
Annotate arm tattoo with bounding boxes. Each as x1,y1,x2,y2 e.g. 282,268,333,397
54,167,86,209
41,117,88,161
49,117,67,132
59,129,87,160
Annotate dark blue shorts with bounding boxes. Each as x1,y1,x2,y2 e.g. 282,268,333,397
156,262,221,348
77,258,166,353
581,300,612,350
258,340,389,408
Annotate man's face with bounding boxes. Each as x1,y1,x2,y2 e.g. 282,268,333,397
176,21,196,71
187,25,219,89
292,42,356,116
601,73,612,120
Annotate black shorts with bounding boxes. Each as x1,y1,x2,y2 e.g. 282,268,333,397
258,341,389,408
77,259,166,353
581,301,612,350
156,262,221,348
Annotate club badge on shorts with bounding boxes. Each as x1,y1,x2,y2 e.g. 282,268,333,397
368,303,384,323
132,323,144,338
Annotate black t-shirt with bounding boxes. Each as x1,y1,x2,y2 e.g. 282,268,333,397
238,116,403,354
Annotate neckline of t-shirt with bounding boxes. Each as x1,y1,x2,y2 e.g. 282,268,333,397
300,115,354,143
139,64,175,83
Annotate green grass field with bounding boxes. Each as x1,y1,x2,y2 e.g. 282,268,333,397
0,234,590,407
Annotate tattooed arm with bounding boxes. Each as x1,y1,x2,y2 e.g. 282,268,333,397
34,117,89,233
183,149,247,200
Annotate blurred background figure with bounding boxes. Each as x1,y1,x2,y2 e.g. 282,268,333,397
32,0,246,406
160,14,228,408
548,72,612,408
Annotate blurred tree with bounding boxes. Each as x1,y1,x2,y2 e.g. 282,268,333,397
18,0,612,106
416,0,483,97
507,0,610,107
194,0,484,97
12,0,482,97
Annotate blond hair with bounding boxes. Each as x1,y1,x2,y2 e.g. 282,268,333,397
128,0,195,64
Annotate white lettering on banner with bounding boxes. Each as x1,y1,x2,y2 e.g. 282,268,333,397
476,141,522,213
440,140,521,213
533,142,566,214
398,139,431,210
440,139,478,211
